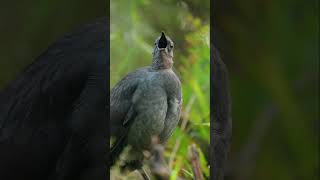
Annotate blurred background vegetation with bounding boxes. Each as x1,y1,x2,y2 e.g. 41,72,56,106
111,0,210,179
214,0,318,180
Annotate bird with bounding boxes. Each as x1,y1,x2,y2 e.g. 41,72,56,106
110,32,182,171
211,45,232,180
0,18,108,180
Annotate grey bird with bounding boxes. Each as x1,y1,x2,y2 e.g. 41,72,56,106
110,32,182,170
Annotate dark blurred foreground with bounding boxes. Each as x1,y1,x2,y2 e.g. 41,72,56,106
214,0,318,179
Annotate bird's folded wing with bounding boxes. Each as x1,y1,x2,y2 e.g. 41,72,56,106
110,68,148,165
159,97,182,143
110,68,148,133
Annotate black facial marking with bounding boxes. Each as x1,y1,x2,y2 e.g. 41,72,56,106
158,32,167,48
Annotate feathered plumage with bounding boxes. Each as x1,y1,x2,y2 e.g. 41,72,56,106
0,18,108,180
110,32,182,170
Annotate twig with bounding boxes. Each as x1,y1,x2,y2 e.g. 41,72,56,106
148,137,170,180
139,168,151,180
188,144,204,180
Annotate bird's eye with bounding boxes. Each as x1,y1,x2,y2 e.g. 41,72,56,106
170,45,174,48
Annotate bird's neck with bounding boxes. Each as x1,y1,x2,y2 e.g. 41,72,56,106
151,53,173,70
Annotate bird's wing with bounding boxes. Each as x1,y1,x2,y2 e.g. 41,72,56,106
110,68,149,134
159,97,181,143
159,72,182,143
50,72,107,179
109,68,148,165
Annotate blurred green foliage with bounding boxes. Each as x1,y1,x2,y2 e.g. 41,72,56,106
111,0,210,179
214,0,318,180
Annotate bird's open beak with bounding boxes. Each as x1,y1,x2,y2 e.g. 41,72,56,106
158,32,167,49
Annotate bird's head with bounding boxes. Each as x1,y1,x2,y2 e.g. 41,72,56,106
152,32,174,70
